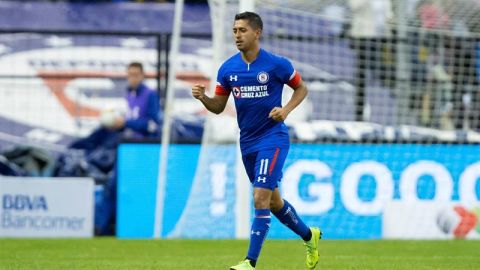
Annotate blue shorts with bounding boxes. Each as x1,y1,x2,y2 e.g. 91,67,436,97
241,146,289,190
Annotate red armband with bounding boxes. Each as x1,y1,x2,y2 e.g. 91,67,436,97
287,71,302,89
215,83,230,96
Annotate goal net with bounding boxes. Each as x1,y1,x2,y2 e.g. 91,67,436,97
166,0,480,239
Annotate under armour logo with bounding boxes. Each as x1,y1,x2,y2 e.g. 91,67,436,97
251,230,261,236
257,176,266,183
230,75,238,81
285,207,299,224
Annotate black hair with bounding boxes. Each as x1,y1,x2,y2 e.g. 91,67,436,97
234,11,263,30
128,62,144,73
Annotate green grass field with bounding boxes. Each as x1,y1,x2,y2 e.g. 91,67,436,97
1,238,479,270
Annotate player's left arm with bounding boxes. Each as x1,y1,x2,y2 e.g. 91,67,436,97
269,76,308,122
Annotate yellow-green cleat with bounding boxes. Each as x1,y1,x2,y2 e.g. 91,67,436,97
304,227,322,270
229,259,255,270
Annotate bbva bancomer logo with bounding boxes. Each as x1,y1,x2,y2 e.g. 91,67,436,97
1,194,87,231
2,194,48,211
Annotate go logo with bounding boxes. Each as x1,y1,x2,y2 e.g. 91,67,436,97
281,160,480,216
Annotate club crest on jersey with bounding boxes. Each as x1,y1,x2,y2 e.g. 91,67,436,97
257,71,269,84
232,86,241,98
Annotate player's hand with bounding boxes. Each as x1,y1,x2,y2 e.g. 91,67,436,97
269,107,288,122
192,84,206,100
105,116,125,130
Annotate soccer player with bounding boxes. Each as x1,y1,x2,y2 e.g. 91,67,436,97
192,12,321,270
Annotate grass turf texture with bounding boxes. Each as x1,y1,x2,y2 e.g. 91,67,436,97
1,239,479,270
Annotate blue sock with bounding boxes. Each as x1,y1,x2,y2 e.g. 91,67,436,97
246,209,271,262
273,200,311,241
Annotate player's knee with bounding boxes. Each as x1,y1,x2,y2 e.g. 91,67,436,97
270,199,283,212
253,193,270,209
253,199,270,209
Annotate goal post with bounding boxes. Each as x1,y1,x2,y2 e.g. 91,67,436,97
154,0,185,238
164,0,252,239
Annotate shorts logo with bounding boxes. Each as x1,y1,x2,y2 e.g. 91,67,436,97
257,176,266,183
257,158,269,183
232,86,241,98
257,71,269,84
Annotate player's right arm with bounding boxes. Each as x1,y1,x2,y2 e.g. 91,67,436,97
192,84,229,114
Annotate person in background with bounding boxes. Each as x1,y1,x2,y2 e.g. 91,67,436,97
67,61,161,235
102,61,161,138
74,61,161,150
349,0,395,121
409,0,453,128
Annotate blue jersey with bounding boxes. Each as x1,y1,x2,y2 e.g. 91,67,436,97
125,83,162,138
215,49,302,154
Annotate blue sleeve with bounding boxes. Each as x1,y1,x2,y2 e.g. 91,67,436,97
215,64,231,95
217,64,230,89
125,92,161,136
276,56,296,84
